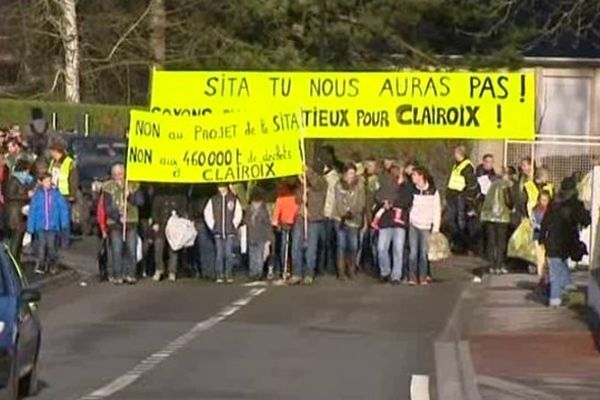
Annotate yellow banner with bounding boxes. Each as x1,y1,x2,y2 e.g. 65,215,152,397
150,70,535,140
127,110,303,183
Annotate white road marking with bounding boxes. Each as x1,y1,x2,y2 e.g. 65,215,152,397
78,288,266,400
410,375,430,400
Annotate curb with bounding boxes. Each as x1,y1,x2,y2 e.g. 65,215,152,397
434,273,488,400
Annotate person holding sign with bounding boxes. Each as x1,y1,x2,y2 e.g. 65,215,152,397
445,145,478,254
290,166,327,285
204,183,243,284
101,164,144,285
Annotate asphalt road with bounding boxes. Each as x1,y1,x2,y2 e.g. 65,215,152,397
33,266,472,400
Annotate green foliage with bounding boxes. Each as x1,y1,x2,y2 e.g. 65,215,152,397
0,99,132,135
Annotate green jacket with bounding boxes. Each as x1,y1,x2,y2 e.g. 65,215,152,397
102,180,141,226
480,179,513,224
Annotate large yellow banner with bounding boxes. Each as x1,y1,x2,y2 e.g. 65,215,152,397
150,70,535,140
127,110,303,183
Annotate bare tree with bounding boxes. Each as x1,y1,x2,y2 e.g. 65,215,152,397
149,0,166,68
55,0,80,103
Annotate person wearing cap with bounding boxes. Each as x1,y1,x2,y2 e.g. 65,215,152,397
445,145,478,254
540,176,590,307
26,107,50,158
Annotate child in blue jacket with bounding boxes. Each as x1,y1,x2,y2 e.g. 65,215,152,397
27,172,70,274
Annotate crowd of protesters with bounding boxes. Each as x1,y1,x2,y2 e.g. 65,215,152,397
0,109,593,309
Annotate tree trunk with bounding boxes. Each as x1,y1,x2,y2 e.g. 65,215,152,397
18,0,32,83
58,0,80,103
149,0,166,68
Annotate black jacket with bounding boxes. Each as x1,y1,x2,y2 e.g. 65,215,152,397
540,193,591,259
151,185,188,229
375,181,414,229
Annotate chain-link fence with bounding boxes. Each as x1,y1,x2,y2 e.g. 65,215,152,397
504,138,600,187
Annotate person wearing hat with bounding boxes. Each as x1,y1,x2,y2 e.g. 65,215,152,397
540,176,590,307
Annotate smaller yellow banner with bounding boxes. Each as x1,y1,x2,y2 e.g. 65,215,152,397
127,110,303,183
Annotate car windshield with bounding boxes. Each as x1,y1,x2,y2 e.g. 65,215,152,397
71,139,126,161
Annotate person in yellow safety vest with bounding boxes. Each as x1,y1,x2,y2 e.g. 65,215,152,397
445,145,479,254
48,137,79,204
524,166,554,218
48,137,79,248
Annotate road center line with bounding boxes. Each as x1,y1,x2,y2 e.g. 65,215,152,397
78,288,266,400
410,375,430,400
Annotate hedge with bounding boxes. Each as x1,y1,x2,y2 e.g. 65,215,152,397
0,98,135,136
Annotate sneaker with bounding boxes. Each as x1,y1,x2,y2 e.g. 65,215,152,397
420,280,429,286
472,276,482,284
108,277,116,284
408,279,417,286
391,279,401,286
114,279,124,285
125,277,137,285
216,277,225,284
34,266,45,275
425,276,433,283
152,272,162,282
380,275,391,284
226,276,234,284
168,273,176,282
288,276,302,285
500,267,509,275
302,276,314,285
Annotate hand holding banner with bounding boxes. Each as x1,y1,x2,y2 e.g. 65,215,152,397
127,110,303,183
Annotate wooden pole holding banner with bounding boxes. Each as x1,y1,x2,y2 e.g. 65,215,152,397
122,176,128,242
299,111,308,240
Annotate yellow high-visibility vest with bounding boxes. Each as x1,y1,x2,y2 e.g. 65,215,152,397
50,156,74,197
525,180,554,216
447,159,473,192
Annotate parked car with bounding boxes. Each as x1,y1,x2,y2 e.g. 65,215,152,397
0,244,42,400
64,136,126,235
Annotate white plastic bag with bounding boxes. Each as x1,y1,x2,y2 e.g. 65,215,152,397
428,232,450,262
165,212,197,251
136,235,143,263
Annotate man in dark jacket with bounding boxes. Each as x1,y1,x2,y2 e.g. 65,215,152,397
291,166,327,285
540,177,591,307
445,145,478,254
151,184,188,282
204,183,243,283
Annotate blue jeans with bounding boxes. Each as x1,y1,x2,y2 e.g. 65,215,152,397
215,235,235,279
248,241,266,279
292,220,324,278
445,196,467,250
335,223,359,260
36,231,58,267
377,227,406,281
409,225,430,280
549,257,571,306
109,226,137,280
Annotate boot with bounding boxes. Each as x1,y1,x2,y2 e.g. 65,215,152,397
346,257,356,280
337,256,347,281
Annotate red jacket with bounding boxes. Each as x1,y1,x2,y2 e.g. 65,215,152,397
96,192,108,236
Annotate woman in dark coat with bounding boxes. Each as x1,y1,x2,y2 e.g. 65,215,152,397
5,159,35,260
